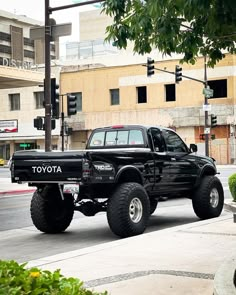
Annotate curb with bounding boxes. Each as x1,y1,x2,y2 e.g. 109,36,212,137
224,202,236,214
0,189,35,196
214,257,236,295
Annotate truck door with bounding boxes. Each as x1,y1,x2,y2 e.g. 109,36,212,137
149,128,172,194
161,129,197,192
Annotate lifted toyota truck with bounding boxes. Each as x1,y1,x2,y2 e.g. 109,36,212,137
11,125,224,238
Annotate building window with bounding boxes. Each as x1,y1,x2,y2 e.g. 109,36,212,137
137,86,147,104
34,91,44,109
110,89,120,105
9,93,20,111
165,84,176,102
71,92,82,111
208,79,227,98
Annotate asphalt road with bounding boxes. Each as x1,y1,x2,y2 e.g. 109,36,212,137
0,165,234,263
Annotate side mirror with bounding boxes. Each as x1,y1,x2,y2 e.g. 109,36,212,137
190,144,197,153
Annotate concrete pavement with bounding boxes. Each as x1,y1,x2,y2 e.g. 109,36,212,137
26,213,236,295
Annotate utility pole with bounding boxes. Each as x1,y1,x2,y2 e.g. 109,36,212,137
44,0,52,151
204,55,209,157
43,0,104,152
61,95,65,151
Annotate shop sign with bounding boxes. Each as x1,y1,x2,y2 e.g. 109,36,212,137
0,120,18,133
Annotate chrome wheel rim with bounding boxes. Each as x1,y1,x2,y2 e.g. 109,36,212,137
129,198,143,223
210,188,219,208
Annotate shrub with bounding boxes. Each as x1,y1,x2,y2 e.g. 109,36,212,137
228,173,236,202
0,260,107,295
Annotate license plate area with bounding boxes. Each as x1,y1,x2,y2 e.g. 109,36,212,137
63,184,80,194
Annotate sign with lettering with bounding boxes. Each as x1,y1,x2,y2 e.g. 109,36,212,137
0,120,18,133
0,57,38,71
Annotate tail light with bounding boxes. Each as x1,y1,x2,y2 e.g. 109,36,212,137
82,158,92,179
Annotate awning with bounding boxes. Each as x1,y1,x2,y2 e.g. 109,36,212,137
0,65,44,89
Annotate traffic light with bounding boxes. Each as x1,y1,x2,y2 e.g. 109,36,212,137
51,118,56,130
211,114,217,128
34,117,43,130
51,78,60,119
147,57,155,77
175,65,182,83
67,94,77,116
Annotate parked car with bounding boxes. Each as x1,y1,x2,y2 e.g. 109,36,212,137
0,158,5,166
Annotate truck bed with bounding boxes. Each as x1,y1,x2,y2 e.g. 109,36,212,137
11,150,85,183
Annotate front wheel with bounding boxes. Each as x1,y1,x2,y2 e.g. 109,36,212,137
30,185,74,233
107,182,150,238
192,176,224,219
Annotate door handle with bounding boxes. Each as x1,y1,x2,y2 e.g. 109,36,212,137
171,158,176,161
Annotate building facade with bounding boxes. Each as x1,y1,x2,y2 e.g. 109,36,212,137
60,54,236,164
0,8,235,165
0,10,60,162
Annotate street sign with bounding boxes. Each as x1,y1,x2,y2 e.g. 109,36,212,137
203,104,212,112
30,23,72,40
203,87,214,98
204,127,211,134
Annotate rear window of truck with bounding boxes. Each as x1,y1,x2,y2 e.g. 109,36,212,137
88,129,144,148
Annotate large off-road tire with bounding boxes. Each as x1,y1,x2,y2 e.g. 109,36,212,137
150,199,158,215
30,185,74,233
192,175,224,219
107,182,150,238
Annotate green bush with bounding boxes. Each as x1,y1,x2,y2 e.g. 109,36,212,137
228,173,236,202
0,260,107,295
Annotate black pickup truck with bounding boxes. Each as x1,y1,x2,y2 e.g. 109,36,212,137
11,125,224,238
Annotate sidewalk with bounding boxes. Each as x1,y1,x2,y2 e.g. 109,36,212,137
25,212,236,295
0,177,35,196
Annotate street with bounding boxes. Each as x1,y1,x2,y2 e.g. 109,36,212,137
0,166,234,263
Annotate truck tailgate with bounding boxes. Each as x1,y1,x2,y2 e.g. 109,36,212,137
11,150,85,183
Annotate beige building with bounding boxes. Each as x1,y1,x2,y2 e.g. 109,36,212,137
60,53,236,164
0,10,60,162
58,8,236,164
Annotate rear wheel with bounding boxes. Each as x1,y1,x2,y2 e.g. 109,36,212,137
192,176,224,219
30,185,74,233
107,182,150,238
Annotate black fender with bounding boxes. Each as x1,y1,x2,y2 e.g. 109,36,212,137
115,165,144,185
195,164,217,188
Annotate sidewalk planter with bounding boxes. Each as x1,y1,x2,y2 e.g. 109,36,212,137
228,174,236,202
0,260,107,295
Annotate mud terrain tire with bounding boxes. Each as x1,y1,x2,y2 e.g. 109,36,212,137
30,185,74,233
107,182,150,238
192,176,224,219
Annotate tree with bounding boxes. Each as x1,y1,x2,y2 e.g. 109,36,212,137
102,0,236,67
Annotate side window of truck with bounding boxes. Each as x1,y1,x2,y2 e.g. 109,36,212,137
163,130,188,153
150,128,165,152
90,131,105,146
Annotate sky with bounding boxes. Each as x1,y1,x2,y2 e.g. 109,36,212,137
1,0,98,42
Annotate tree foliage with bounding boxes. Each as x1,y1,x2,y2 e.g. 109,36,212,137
102,0,236,67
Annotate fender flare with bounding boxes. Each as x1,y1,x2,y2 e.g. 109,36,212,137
195,164,217,187
115,165,143,185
